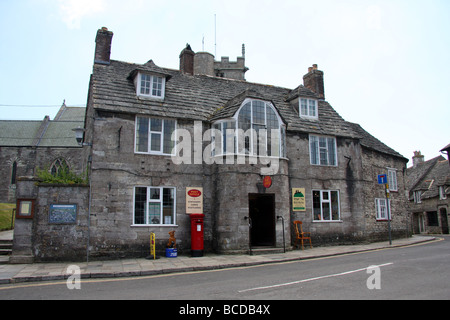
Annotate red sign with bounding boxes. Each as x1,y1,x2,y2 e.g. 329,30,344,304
263,176,272,188
188,189,202,198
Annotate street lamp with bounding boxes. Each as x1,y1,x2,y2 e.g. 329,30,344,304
72,127,92,146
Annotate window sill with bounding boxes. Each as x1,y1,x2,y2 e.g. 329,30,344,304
131,224,178,228
212,154,289,161
136,95,164,101
313,220,343,223
134,151,175,157
310,164,338,167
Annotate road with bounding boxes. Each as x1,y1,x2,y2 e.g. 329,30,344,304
0,236,449,302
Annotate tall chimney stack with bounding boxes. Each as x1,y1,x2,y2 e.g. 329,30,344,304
412,151,425,167
179,44,195,75
303,64,325,99
94,27,113,65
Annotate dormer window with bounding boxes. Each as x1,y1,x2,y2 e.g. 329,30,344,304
129,60,171,100
137,73,165,99
300,98,318,119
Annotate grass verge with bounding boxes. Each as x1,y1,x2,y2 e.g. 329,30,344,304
0,203,15,231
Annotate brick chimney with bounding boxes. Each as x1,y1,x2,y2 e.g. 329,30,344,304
94,27,113,65
179,44,195,75
303,64,325,99
412,151,425,167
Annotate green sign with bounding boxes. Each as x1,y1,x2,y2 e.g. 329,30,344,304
292,188,306,211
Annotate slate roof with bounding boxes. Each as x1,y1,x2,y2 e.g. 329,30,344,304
406,155,450,200
0,106,85,147
0,121,42,146
91,59,406,160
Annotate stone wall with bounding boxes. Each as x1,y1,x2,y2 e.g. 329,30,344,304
11,178,89,263
0,146,85,203
361,147,410,241
287,132,367,245
33,184,90,262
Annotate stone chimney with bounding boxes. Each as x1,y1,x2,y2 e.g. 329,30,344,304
303,64,325,99
412,151,425,167
179,44,195,75
94,27,113,65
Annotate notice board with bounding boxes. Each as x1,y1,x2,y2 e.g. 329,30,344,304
186,187,203,214
292,188,306,211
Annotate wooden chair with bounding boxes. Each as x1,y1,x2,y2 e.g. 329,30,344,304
293,221,312,250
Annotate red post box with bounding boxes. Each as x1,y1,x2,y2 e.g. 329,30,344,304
190,214,204,257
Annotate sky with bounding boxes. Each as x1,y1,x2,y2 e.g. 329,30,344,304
0,0,449,165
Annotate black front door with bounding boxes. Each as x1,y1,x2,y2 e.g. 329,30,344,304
249,194,275,246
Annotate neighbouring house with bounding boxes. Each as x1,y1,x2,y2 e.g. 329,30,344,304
0,102,86,203
406,148,450,234
10,27,410,262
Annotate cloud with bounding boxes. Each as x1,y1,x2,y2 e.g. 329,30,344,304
58,0,105,29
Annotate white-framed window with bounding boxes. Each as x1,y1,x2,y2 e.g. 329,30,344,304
212,120,236,156
439,186,447,200
134,187,176,226
300,98,318,119
135,116,176,155
136,72,165,99
375,198,391,220
387,169,398,191
413,191,422,204
309,135,337,166
211,99,287,158
313,190,341,221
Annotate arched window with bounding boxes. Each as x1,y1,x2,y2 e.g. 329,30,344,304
50,158,69,176
212,99,286,158
237,99,285,157
11,161,17,185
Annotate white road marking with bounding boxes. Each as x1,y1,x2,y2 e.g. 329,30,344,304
238,262,394,293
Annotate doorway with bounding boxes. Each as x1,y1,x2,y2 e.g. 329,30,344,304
248,194,275,247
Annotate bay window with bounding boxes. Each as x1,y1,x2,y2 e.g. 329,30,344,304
212,99,286,158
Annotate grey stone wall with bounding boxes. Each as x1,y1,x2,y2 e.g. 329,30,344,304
361,147,410,241
33,185,90,262
0,146,85,203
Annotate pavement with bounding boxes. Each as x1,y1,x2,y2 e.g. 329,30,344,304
0,231,437,285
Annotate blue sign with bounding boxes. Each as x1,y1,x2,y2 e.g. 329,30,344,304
378,174,387,185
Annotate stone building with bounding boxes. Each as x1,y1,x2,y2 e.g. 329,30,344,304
11,27,410,262
406,148,450,234
0,103,85,203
